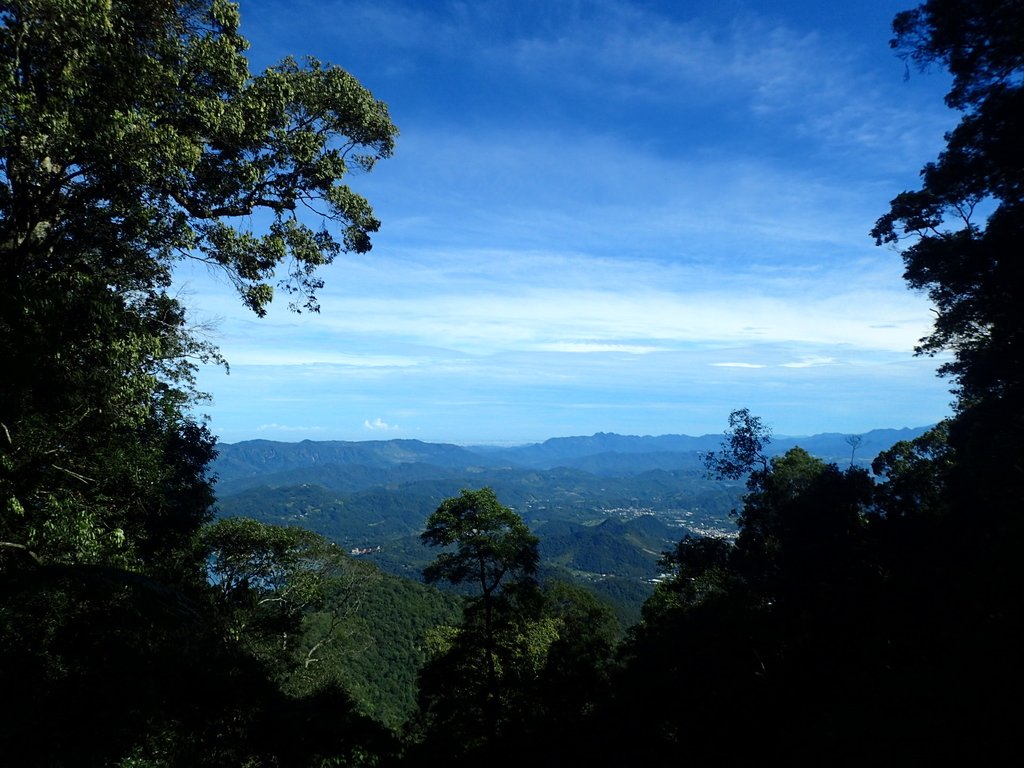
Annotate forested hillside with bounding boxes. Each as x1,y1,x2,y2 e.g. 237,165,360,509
2,1,1021,766
213,428,928,625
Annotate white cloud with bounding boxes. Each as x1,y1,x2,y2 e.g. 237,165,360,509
781,356,839,368
184,243,935,371
256,423,328,433
363,418,400,432
221,349,423,368
535,342,668,354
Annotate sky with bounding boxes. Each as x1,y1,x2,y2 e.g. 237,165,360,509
178,0,959,445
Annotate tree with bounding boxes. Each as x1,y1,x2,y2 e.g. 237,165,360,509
419,487,539,749
611,5,1024,759
870,9,1024,755
609,414,884,765
202,518,378,691
421,488,540,594
1,0,396,315
0,2,397,762
701,407,772,480
871,420,955,520
654,533,735,611
870,0,1024,478
845,433,863,467
697,411,875,612
871,0,1023,394
413,577,619,767
0,0,397,573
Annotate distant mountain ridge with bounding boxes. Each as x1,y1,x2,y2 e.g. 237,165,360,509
213,425,934,627
469,427,932,468
213,438,494,484
214,426,933,485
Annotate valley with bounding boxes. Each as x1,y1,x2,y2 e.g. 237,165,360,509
213,426,930,625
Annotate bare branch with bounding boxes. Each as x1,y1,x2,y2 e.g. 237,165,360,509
0,541,43,565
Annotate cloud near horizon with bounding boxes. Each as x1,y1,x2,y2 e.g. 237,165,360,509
364,418,401,432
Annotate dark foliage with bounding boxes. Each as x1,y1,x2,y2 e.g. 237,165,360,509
600,3,1024,762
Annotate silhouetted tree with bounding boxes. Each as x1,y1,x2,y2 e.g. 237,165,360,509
870,3,1024,758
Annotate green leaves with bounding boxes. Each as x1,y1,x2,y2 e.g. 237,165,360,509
2,0,397,316
701,407,772,481
421,487,540,596
202,517,378,687
1,0,398,573
202,517,358,623
0,4,399,762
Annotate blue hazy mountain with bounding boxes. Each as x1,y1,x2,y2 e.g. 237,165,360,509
465,426,932,471
213,425,933,626
215,426,933,487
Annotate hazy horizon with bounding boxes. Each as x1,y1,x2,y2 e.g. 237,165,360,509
217,422,937,448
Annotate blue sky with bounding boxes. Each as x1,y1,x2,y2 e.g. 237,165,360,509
179,0,957,445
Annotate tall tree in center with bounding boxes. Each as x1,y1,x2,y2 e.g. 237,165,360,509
420,487,540,751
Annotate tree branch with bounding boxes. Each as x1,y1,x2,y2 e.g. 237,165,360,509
0,541,43,565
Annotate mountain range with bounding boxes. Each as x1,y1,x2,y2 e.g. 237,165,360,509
212,426,932,625
214,426,931,489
